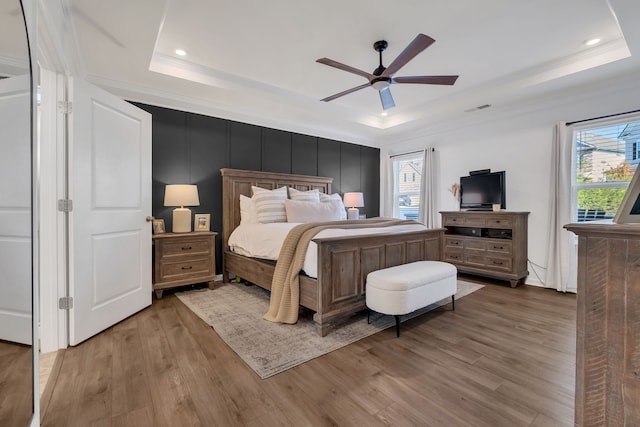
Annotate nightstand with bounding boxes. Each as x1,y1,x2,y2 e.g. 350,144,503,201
152,231,217,298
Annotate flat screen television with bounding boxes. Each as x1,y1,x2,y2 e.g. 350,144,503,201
460,171,506,211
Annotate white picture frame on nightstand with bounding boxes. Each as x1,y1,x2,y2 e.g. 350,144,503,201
194,213,211,231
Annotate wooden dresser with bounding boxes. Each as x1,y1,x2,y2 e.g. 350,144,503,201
152,231,217,298
440,211,529,286
564,222,640,426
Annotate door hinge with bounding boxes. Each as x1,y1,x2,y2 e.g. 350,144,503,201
57,101,72,114
57,199,73,212
59,296,73,310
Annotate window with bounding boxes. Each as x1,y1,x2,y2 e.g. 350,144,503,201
572,116,640,221
392,154,423,220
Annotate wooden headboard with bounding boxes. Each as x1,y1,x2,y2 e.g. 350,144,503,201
220,168,333,252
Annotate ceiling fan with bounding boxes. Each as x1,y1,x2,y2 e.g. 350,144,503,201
316,34,458,110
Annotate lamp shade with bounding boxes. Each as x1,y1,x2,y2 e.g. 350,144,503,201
164,184,200,207
343,192,364,208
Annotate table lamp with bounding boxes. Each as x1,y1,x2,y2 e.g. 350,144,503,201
164,184,200,232
343,192,364,220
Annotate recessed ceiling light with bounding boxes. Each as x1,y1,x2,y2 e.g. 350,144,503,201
585,38,601,46
175,49,187,56
381,112,388,116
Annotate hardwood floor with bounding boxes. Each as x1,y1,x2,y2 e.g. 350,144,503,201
40,280,577,427
0,341,33,427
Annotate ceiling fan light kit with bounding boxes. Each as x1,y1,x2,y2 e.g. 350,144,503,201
316,33,459,110
371,78,391,90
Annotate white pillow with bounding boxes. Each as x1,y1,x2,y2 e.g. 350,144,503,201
289,187,320,202
251,186,288,223
319,193,347,220
239,194,257,224
285,199,344,223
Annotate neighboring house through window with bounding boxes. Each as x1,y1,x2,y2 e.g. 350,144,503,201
392,154,422,220
572,116,640,221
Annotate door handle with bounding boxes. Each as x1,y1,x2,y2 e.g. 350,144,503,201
146,216,155,222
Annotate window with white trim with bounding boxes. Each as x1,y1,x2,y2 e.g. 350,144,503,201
392,154,422,220
572,115,640,221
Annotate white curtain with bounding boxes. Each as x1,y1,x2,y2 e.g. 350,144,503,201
545,122,577,292
380,155,395,217
418,147,438,227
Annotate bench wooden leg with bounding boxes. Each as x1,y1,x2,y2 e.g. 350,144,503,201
452,295,455,311
395,315,401,337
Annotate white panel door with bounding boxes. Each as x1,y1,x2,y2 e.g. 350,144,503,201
0,75,31,345
69,78,152,345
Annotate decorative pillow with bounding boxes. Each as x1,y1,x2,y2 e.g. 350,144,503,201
251,186,288,223
319,193,347,220
285,199,344,223
288,187,320,202
239,194,257,224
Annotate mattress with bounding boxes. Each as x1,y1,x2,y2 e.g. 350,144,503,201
228,221,428,278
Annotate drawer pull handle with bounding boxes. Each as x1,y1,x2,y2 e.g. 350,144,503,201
493,261,503,265
495,246,503,250
181,266,193,270
181,246,193,250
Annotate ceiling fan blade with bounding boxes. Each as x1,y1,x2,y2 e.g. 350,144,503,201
392,75,459,85
382,33,435,77
320,83,371,102
316,58,374,80
379,86,395,110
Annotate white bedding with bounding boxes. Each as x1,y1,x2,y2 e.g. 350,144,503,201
228,221,428,278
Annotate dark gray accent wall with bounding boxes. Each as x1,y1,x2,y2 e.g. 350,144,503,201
132,103,380,273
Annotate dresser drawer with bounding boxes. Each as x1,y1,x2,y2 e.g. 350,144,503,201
464,253,485,267
443,250,464,263
485,256,512,271
444,237,465,249
443,215,467,226
486,217,512,228
464,240,486,251
463,216,488,227
161,238,212,258
486,240,512,254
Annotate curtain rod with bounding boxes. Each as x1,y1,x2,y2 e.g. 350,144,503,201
389,147,434,158
566,109,640,126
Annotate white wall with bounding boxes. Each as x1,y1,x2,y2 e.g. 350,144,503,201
380,70,640,286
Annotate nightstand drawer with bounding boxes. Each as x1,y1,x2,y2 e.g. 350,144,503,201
160,257,213,280
161,239,211,258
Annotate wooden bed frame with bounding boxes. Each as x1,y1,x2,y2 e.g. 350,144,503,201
220,168,444,336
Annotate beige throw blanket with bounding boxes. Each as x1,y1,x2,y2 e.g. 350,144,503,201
264,218,418,324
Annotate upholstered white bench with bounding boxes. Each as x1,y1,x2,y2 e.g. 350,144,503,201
366,260,457,337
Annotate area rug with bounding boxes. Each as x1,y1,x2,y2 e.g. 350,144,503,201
176,280,483,379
